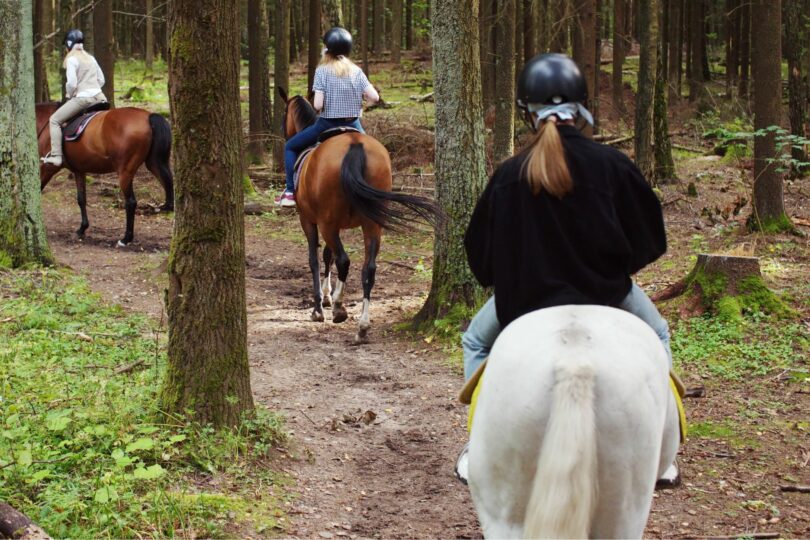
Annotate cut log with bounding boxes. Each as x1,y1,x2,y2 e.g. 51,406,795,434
244,202,272,215
0,502,50,539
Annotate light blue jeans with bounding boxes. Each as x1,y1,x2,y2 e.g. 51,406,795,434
461,283,672,380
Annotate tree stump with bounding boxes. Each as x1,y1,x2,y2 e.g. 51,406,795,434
0,502,50,540
652,253,793,319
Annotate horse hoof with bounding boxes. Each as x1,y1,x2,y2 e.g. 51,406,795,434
322,295,332,308
116,240,128,248
311,310,324,322
354,331,369,344
160,204,174,212
333,307,348,324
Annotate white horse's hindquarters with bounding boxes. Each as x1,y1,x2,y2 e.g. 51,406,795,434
468,306,671,539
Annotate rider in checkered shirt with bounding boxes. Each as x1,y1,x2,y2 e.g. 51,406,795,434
276,27,380,207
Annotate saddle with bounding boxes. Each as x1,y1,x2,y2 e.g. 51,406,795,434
63,102,111,142
292,127,361,191
460,359,688,442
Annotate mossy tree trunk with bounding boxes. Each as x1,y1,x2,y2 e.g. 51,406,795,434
248,0,271,161
163,0,254,427
0,0,54,268
737,0,750,99
493,0,515,164
653,13,676,184
417,0,488,322
93,0,114,106
33,0,50,102
307,0,321,97
145,0,154,73
785,0,809,174
750,0,790,231
273,0,290,170
634,0,658,180
322,0,343,26
612,0,627,115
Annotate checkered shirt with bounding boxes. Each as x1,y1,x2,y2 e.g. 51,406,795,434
313,65,372,119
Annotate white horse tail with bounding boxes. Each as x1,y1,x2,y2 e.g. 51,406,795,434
523,359,598,539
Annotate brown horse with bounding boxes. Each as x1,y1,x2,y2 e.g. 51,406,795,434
36,102,174,246
279,89,438,342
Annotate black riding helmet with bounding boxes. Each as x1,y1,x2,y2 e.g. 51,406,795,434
516,53,588,110
323,27,353,56
65,29,84,51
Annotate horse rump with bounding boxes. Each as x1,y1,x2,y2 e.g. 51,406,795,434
340,142,442,232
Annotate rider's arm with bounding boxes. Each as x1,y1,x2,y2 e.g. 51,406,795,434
464,179,497,288
313,91,324,112
363,84,380,105
95,59,105,88
65,56,79,98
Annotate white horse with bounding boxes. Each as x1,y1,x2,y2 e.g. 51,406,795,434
468,305,680,539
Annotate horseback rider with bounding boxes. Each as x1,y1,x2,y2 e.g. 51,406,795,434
455,53,678,486
276,27,380,208
41,29,108,167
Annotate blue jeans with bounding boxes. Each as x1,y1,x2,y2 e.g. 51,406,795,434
461,283,672,380
284,116,365,192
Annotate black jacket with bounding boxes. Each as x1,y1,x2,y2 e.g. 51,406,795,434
464,125,666,327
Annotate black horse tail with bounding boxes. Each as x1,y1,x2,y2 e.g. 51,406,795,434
340,142,441,232
146,113,174,210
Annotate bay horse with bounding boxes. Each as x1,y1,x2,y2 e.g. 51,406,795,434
279,88,438,342
469,305,680,538
36,102,174,246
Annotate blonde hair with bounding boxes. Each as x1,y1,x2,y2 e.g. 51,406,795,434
520,118,573,198
319,51,359,78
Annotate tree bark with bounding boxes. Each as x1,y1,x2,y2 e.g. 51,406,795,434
666,0,681,100
494,0,515,163
784,0,809,172
523,0,534,62
634,0,658,180
687,0,704,102
750,0,788,230
391,0,402,63
322,0,343,26
654,11,676,184
373,0,384,55
550,0,569,52
145,0,154,72
737,0,750,99
612,0,627,114
405,0,413,49
93,0,115,106
307,0,321,97
33,0,50,102
0,501,50,540
273,0,290,170
572,0,597,136
163,0,254,427
479,0,495,116
418,0,488,322
360,0,369,73
0,0,54,268
248,0,271,161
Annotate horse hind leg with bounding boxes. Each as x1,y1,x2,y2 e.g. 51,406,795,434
356,223,381,343
145,159,174,212
74,172,89,238
118,174,137,247
322,246,334,307
327,232,350,324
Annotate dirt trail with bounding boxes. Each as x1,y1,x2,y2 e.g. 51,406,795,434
41,175,810,539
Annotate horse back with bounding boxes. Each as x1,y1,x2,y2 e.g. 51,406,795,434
62,108,153,173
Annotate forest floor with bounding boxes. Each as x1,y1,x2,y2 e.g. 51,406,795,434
26,55,810,538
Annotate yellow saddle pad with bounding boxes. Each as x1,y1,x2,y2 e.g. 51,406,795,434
461,360,688,442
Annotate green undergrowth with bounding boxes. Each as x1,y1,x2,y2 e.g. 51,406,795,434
671,312,809,381
0,269,289,538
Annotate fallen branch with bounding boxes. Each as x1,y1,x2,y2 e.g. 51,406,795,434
690,534,780,540
379,259,418,271
673,143,706,154
663,196,685,206
409,92,434,102
780,484,810,493
114,359,145,375
684,386,706,398
0,501,51,539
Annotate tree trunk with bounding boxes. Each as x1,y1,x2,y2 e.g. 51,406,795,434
418,0,488,322
687,0,704,102
248,0,271,161
634,0,658,180
33,0,50,102
785,0,809,173
405,0,413,49
163,0,254,427
666,0,680,100
322,0,343,26
307,0,321,96
523,0,534,62
750,0,789,231
479,0,495,116
391,0,402,63
494,0,515,163
612,0,627,114
0,501,50,540
550,0,568,52
273,0,290,170
572,0,597,136
373,0,384,55
654,11,676,184
360,0,369,73
737,0,749,99
0,0,54,268
145,0,154,72
93,0,115,106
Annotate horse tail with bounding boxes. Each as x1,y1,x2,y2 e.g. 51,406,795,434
340,142,440,231
146,113,174,207
523,359,598,539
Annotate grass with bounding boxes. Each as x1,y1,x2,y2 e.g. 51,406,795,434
0,269,289,538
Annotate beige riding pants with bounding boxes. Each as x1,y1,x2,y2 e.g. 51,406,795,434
48,93,107,157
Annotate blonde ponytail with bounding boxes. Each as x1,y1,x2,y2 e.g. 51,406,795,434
521,119,573,198
319,52,359,78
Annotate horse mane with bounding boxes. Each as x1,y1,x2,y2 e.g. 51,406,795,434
292,96,317,129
